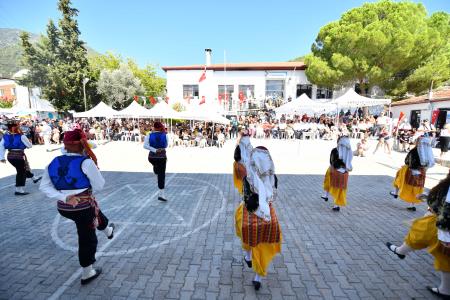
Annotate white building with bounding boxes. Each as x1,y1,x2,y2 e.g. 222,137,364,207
162,50,334,115
391,87,450,129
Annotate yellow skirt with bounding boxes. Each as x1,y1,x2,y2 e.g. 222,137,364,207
235,203,282,276
404,214,450,272
323,168,347,206
393,166,423,204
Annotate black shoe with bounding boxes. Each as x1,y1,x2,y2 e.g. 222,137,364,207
386,242,406,259
33,176,42,184
332,206,340,211
158,196,167,202
252,280,261,291
407,207,416,211
14,192,29,196
321,196,328,202
389,192,398,199
244,258,252,268
80,268,102,285
107,223,115,240
427,286,450,299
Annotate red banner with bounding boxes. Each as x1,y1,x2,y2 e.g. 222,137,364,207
431,109,440,125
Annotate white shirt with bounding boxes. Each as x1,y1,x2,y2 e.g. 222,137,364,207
0,134,32,160
143,134,157,153
39,153,105,201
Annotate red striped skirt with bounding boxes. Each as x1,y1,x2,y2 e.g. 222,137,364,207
405,168,426,187
330,168,349,189
241,204,281,247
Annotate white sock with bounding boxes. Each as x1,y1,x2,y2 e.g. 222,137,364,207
254,274,262,282
244,250,251,261
395,243,413,255
15,187,24,193
333,205,339,208
439,272,450,295
322,192,329,198
32,176,38,181
392,188,399,195
82,265,96,279
102,225,113,237
160,189,165,198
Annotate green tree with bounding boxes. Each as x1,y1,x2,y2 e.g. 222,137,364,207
304,0,450,98
18,0,89,110
96,64,144,109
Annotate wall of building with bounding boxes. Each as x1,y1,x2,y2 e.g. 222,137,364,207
391,100,450,124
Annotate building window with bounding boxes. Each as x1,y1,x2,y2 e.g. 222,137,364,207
11,88,16,96
316,87,333,99
183,85,199,99
218,85,234,110
0,89,4,96
296,84,312,98
265,80,284,99
238,85,254,99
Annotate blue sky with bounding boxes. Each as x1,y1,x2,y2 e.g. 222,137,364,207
1,0,449,75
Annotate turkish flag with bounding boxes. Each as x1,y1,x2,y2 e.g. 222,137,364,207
165,96,169,103
133,95,138,102
431,110,440,125
198,66,206,82
149,96,157,105
218,94,222,105
395,112,406,132
200,96,205,105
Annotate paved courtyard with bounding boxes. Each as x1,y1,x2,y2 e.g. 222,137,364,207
0,138,449,299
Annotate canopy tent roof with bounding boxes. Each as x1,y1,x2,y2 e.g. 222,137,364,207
274,93,336,115
331,88,391,107
177,103,230,124
113,101,152,118
73,101,118,118
13,96,56,113
147,101,180,119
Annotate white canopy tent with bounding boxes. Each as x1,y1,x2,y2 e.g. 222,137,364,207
331,88,391,107
177,103,230,124
147,101,180,119
113,101,152,118
73,101,118,118
275,93,336,115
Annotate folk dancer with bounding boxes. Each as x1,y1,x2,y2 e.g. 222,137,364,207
234,143,282,291
0,119,42,195
144,121,168,201
39,129,115,285
390,136,435,211
322,136,353,211
386,171,450,299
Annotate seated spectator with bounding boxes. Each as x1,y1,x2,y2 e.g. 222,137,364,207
355,138,369,157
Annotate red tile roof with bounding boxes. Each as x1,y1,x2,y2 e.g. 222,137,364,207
391,88,450,106
162,62,306,71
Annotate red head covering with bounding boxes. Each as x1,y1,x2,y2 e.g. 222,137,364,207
64,129,98,166
153,121,165,132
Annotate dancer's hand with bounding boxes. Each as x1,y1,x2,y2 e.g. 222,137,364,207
65,195,81,206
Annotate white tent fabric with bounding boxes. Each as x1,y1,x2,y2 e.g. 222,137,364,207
13,96,56,113
177,104,230,124
147,102,179,119
73,101,118,118
275,93,336,114
114,101,152,118
331,88,391,107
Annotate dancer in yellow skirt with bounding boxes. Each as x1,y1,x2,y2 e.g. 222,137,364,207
233,140,282,291
322,136,353,211
390,136,435,211
386,171,450,298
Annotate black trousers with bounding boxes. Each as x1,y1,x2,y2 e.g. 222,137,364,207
148,156,167,189
7,157,33,187
58,207,109,267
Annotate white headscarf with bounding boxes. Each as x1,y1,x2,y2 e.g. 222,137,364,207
238,136,253,172
337,136,353,171
247,147,275,222
417,136,435,168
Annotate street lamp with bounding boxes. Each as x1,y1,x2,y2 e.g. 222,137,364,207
83,78,90,111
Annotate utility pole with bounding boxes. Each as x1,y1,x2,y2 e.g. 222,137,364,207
83,78,89,111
